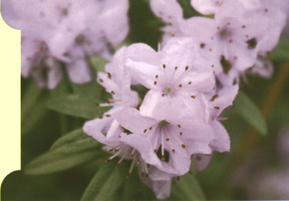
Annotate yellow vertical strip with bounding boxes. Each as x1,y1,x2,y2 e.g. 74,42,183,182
0,13,21,186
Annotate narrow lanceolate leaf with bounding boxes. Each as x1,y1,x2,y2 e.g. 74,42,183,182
24,149,104,175
89,55,110,73
81,160,127,201
233,91,267,135
46,94,111,119
49,128,100,154
269,38,289,62
169,174,206,201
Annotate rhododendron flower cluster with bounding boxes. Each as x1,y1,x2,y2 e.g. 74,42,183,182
84,37,239,199
2,0,129,89
151,0,288,86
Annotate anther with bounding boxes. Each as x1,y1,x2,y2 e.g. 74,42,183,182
167,22,172,26
98,79,103,83
137,159,141,164
107,72,111,79
242,25,246,28
177,124,181,128
264,8,268,12
172,149,175,153
155,75,158,78
179,132,183,136
191,95,196,99
98,116,103,119
211,65,214,67
154,149,157,153
210,94,218,101
188,81,192,85
126,173,131,179
185,66,189,71
149,127,152,130
175,66,178,70
181,144,186,148
143,129,147,133
162,94,165,97
111,91,115,94
108,149,113,153
177,176,181,181
154,81,157,85
214,106,220,109
179,84,182,87
94,103,99,106
162,155,165,161
200,43,205,48
166,138,169,141
163,64,166,68
105,114,111,117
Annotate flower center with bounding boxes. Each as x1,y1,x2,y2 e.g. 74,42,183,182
220,29,227,36
165,87,172,93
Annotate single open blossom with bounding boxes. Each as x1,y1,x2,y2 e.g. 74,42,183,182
1,0,129,89
126,37,216,122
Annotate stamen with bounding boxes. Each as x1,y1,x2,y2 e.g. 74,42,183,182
162,125,169,141
217,117,231,121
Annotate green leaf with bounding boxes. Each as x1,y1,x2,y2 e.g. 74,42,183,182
49,128,100,154
46,94,111,119
269,38,289,62
233,91,267,135
24,149,104,175
89,56,110,73
81,160,127,201
171,174,206,200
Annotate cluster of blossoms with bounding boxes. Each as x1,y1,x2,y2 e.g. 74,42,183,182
2,0,129,89
83,37,239,199
83,0,288,199
151,0,288,85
